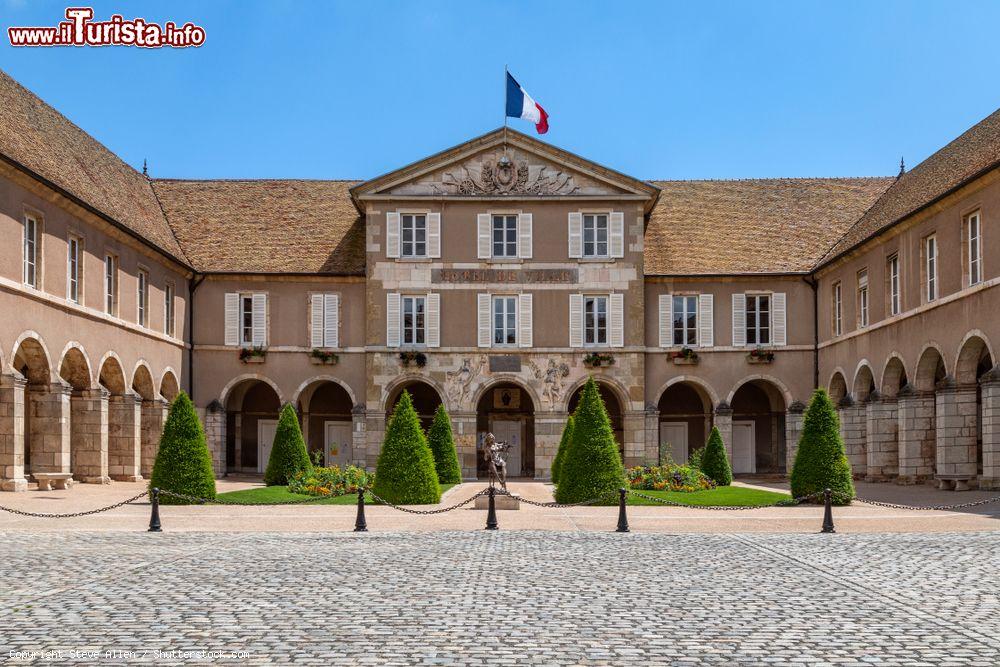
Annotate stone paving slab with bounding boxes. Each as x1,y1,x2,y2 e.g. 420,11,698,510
0,531,997,665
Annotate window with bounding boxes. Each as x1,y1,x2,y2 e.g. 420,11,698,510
887,253,900,316
832,282,843,336
584,296,608,345
402,295,426,345
925,235,938,302
967,210,982,285
137,270,149,326
745,294,770,345
164,283,175,337
492,215,518,258
67,236,81,303
240,295,255,346
857,269,869,328
401,214,426,258
23,213,38,288
492,296,517,346
104,254,118,315
672,295,697,346
582,214,609,257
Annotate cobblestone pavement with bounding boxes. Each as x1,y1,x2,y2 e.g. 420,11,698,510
1,531,998,665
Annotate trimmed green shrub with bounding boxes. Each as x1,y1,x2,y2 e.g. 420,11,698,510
372,390,441,504
427,404,462,484
550,415,575,484
263,403,313,486
790,389,855,505
687,446,705,472
700,426,732,486
149,392,216,505
555,377,625,503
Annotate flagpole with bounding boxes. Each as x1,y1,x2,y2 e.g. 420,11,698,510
503,64,508,155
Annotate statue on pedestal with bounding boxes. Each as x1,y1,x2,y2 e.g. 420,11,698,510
481,432,511,493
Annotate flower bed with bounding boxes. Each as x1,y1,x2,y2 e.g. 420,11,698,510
626,464,716,493
287,465,373,497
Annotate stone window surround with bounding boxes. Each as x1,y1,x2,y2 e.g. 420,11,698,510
22,206,42,289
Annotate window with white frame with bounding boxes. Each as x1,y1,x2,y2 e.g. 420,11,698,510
23,213,39,288
672,295,697,346
240,295,255,345
925,235,938,302
967,210,982,285
104,254,118,316
492,295,517,346
492,215,517,258
137,270,149,327
833,282,843,336
401,213,427,258
582,214,609,257
858,269,869,328
584,295,608,345
887,253,900,316
746,294,770,345
164,283,175,337
67,236,81,303
402,295,426,345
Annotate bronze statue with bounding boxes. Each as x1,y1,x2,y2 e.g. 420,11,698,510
481,432,511,493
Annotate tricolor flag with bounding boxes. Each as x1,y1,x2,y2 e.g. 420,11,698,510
505,72,549,134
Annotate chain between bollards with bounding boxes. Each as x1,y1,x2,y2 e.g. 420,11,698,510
820,488,835,534
616,487,630,533
485,486,498,530
147,487,162,533
354,489,368,532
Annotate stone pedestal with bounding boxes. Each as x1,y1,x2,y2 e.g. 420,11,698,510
0,374,27,492
935,377,978,482
202,402,227,477
784,401,805,473
474,492,520,510
140,399,169,478
865,392,899,481
896,385,936,484
979,370,1000,490
838,397,866,478
27,382,72,475
109,393,142,482
714,402,733,464
71,388,110,484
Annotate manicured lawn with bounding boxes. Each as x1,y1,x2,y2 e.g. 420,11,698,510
626,485,792,507
216,483,456,505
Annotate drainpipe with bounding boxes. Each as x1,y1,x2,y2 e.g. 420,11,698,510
802,275,819,390
187,273,206,402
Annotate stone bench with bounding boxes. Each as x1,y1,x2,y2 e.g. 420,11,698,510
936,475,972,492
33,473,73,491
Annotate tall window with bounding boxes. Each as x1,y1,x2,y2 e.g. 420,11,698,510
832,282,843,336
582,214,609,257
746,294,770,345
137,270,149,327
164,283,175,337
887,253,900,316
967,210,982,285
402,295,426,345
492,296,517,346
672,295,697,346
240,295,254,345
23,213,38,288
858,269,869,328
401,214,426,258
492,215,517,258
584,296,608,345
925,235,938,302
104,254,118,315
67,236,81,303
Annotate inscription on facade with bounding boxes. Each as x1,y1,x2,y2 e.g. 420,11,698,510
489,355,522,373
434,269,577,284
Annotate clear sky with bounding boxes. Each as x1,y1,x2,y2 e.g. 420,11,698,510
3,1,1000,181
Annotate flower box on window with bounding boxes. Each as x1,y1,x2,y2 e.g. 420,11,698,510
670,347,699,365
583,352,615,369
747,347,774,364
399,351,427,368
239,346,267,364
310,349,339,366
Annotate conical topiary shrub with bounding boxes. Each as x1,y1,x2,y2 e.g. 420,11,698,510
550,414,575,484
790,388,855,505
555,377,625,503
427,404,462,485
264,403,313,486
149,392,216,505
372,391,441,504
701,426,732,486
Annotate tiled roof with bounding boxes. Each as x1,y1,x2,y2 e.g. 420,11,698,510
820,109,1000,266
645,178,893,275
0,70,188,263
150,179,365,274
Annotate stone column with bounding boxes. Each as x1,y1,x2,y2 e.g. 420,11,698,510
27,382,72,475
981,369,1000,490
0,374,27,491
865,391,899,481
715,401,733,463
622,410,647,468
108,393,142,482
364,409,386,472
896,384,936,484
643,405,660,465
534,411,566,480
140,398,169,478
935,376,978,490
784,401,806,474
351,404,367,469
71,387,110,484
838,396,867,478
202,400,227,477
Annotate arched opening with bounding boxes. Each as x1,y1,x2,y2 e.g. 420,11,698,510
568,381,625,461
730,379,787,474
99,356,141,481
159,371,180,402
131,365,155,401
298,381,354,467
14,337,58,479
476,382,535,479
225,379,281,474
386,381,443,433
881,357,908,398
915,347,946,392
656,381,712,465
956,336,994,477
853,365,876,403
59,347,91,392
829,372,848,404
901,347,946,483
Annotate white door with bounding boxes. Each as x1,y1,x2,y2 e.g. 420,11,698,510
491,420,521,477
732,421,756,474
325,421,353,467
659,422,689,465
257,419,279,473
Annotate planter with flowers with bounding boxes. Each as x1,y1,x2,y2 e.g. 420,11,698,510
747,347,775,364
670,347,699,366
310,349,339,366
582,352,615,369
399,351,428,368
239,346,267,364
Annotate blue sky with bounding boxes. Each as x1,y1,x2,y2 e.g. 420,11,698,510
3,1,1000,181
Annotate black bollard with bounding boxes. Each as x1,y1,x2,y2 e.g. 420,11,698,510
485,486,499,530
821,488,835,534
147,487,162,533
354,489,368,532
616,487,630,533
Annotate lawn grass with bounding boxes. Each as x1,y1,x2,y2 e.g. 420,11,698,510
217,483,457,505
626,485,791,507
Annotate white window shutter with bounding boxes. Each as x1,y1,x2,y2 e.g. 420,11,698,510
251,293,267,347
325,294,339,348
310,294,324,348
568,294,583,347
518,213,533,259
477,214,491,259
386,293,401,348
224,293,239,347
568,212,583,258
426,212,441,258
425,292,440,348
772,292,786,346
732,293,746,347
610,293,625,348
478,293,492,347
698,294,714,348
609,211,625,258
658,294,672,347
386,212,400,258
518,293,533,348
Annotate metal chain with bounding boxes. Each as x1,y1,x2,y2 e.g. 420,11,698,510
495,489,616,508
0,490,149,518
851,494,1000,511
362,488,489,514
626,489,825,511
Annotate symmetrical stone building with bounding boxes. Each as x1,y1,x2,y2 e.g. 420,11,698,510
1,68,998,490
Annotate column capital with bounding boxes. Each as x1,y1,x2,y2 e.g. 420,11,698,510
980,367,1000,387
787,400,806,414
0,373,28,390
715,401,732,416
837,394,856,408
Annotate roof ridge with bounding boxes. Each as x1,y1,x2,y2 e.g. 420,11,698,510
152,177,363,183
649,176,894,184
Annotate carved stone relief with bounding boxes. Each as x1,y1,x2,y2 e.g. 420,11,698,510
528,359,570,407
445,356,486,406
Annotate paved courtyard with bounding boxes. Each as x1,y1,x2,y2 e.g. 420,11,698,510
1,530,998,665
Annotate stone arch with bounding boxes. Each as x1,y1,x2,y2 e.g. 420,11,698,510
159,368,180,401
562,375,631,415
97,353,127,395
914,344,947,392
11,331,52,385
726,374,794,408
58,343,93,391
296,377,356,466
475,378,537,478
292,375,358,408
224,377,282,473
656,379,714,462
131,361,156,400
653,375,720,409
220,373,285,407
852,362,876,402
469,375,543,416
730,377,789,473
567,379,626,458
828,369,848,403
955,332,995,385
385,378,445,432
880,354,909,398
381,373,449,413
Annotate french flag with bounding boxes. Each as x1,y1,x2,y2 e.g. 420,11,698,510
506,72,549,134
